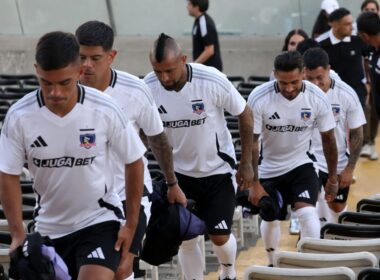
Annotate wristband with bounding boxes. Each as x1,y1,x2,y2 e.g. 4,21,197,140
166,179,178,187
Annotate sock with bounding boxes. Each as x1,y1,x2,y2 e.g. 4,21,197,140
316,189,330,228
260,220,280,266
124,272,134,280
329,205,348,224
296,206,320,239
178,237,204,280
213,234,237,279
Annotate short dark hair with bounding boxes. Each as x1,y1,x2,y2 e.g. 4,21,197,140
361,0,379,12
281,29,309,51
328,7,351,22
189,0,209,12
35,31,79,71
304,48,330,70
357,11,380,35
296,38,320,55
274,51,304,72
75,20,114,51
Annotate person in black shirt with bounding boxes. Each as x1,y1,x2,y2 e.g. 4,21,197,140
317,8,371,110
357,12,380,119
358,1,379,160
187,0,223,71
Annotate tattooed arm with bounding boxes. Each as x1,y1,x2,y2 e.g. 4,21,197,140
340,126,363,187
147,131,186,206
248,134,268,206
236,105,254,189
320,128,338,202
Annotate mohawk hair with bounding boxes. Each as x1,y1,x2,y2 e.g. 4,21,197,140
155,33,173,62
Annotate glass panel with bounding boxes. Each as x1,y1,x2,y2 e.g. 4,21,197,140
0,0,22,35
17,0,110,35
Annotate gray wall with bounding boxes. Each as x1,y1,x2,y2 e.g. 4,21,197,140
0,0,365,78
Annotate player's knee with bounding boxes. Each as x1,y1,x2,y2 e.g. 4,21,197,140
294,202,314,211
209,234,229,246
328,201,347,212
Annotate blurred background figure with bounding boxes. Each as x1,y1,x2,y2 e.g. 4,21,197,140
281,29,309,51
312,0,340,38
359,0,380,161
187,0,223,71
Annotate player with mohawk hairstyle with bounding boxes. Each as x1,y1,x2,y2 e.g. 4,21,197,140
144,33,254,280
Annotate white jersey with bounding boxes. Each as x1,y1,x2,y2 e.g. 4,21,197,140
104,69,163,199
0,85,146,238
311,79,366,173
247,80,336,178
144,63,246,177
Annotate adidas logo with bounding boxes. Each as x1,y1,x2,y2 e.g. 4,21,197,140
158,105,167,114
87,247,105,259
269,112,280,120
336,194,344,201
298,190,310,199
214,220,228,230
30,136,48,148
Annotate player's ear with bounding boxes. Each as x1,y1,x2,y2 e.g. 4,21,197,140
181,55,187,64
109,49,117,62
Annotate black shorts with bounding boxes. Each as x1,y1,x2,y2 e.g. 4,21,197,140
50,221,121,279
260,163,319,220
122,201,147,255
176,172,236,235
318,171,350,203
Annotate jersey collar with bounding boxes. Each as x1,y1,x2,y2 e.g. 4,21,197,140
330,78,336,89
36,85,86,108
186,64,193,83
109,68,117,88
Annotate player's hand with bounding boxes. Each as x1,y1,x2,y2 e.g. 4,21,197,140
236,161,254,190
324,176,339,202
9,233,26,252
167,184,187,207
114,224,134,274
248,181,268,207
339,167,353,188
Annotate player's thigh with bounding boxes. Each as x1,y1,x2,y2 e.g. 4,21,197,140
291,164,319,207
203,173,236,235
52,221,121,279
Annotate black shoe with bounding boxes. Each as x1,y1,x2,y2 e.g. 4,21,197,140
219,277,236,280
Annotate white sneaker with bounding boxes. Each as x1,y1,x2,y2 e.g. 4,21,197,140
369,144,378,160
289,216,300,235
360,144,371,157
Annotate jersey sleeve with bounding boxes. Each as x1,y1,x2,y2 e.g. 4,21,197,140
247,91,262,135
0,112,26,175
217,79,246,117
108,106,146,165
136,85,164,137
345,89,367,129
199,15,217,47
